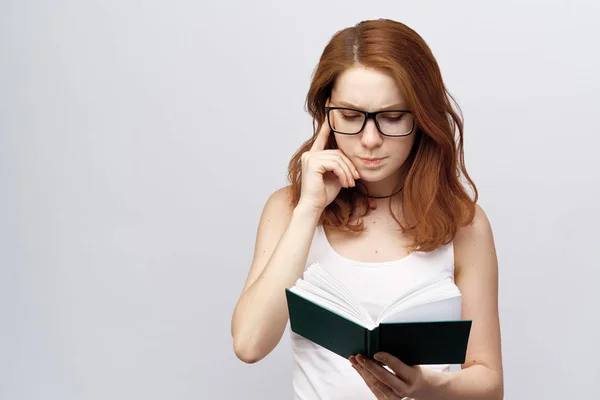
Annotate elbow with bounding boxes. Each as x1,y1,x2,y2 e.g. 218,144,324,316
231,316,266,364
488,374,504,400
483,373,504,400
493,370,504,400
463,362,504,400
234,346,262,364
494,384,504,400
232,336,266,364
489,390,504,400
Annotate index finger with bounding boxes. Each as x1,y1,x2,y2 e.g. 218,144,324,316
310,116,331,152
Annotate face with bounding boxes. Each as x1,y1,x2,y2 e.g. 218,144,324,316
328,66,416,192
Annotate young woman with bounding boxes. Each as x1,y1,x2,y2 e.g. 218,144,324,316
231,19,504,400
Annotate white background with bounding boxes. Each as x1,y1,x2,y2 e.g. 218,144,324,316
1,1,599,399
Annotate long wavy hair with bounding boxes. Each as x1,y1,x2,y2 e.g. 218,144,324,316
287,19,478,252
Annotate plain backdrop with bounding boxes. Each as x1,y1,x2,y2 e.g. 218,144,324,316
1,1,599,399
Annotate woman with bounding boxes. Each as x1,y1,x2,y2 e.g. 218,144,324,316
231,18,503,400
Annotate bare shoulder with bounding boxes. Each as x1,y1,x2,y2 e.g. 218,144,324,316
257,185,296,232
264,184,295,214
454,203,497,276
255,184,296,251
456,203,493,241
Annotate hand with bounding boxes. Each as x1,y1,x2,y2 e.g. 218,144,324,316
297,111,360,213
349,353,434,399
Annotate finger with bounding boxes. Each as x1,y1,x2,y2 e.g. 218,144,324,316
318,153,355,187
332,149,360,181
357,355,410,398
374,352,418,384
310,157,351,188
309,116,332,152
352,364,391,399
321,150,359,182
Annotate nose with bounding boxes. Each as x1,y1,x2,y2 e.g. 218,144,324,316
359,118,383,149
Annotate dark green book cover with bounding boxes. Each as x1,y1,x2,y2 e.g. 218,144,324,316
285,288,472,365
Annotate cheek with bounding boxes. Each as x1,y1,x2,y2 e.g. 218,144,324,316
390,137,416,163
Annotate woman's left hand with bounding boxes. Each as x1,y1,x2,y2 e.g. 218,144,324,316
349,352,433,399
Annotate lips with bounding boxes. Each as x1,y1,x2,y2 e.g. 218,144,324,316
359,157,386,161
358,157,386,167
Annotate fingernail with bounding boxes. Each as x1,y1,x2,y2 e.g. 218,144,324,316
354,170,360,178
374,354,382,361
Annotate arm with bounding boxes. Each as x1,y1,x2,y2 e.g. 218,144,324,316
420,204,504,399
230,185,322,364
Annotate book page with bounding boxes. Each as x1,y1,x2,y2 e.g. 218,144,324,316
288,262,374,328
377,278,462,324
303,263,373,323
378,295,462,323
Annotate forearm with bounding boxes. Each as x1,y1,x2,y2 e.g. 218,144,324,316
232,205,321,362
419,364,503,400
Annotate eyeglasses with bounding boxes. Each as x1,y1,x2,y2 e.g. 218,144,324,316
324,106,415,137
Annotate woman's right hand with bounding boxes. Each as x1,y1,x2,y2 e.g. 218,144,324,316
297,117,360,213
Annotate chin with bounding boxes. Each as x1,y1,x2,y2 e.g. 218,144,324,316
357,164,404,182
356,169,387,182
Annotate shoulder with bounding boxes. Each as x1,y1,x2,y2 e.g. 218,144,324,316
453,203,497,276
263,184,295,214
270,184,294,202
456,203,493,242
257,185,296,226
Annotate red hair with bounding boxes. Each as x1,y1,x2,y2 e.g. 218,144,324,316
287,19,478,252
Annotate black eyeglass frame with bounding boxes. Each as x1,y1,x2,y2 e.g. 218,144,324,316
324,106,415,137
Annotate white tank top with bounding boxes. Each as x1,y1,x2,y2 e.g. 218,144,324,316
289,224,458,400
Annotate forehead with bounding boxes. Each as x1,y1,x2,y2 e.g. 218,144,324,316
331,66,407,110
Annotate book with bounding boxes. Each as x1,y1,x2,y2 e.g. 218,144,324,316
285,262,472,365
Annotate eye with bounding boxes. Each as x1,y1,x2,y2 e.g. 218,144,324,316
380,112,404,122
341,112,362,120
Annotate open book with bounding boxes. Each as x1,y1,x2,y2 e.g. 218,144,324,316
285,262,472,365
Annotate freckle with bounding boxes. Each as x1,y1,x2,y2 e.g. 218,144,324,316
375,250,378,253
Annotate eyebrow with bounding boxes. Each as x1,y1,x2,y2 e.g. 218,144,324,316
330,100,408,111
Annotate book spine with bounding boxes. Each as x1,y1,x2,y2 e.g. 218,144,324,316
366,327,380,358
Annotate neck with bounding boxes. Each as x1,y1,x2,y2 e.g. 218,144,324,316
361,186,402,211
